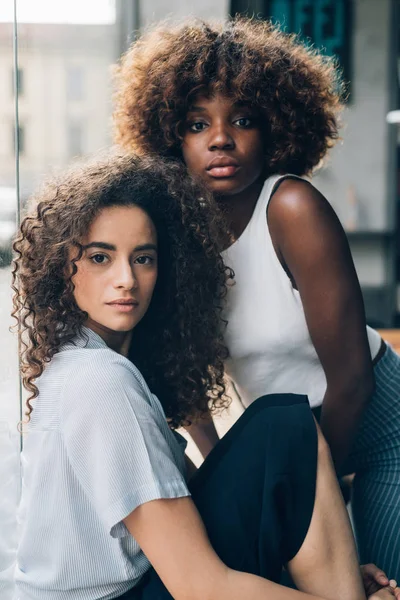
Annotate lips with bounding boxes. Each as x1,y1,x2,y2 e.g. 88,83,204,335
106,299,139,313
206,156,240,178
106,299,138,306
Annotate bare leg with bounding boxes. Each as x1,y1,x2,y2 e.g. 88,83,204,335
288,422,366,600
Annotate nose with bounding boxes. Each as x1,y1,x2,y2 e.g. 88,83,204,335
208,123,235,151
113,258,137,290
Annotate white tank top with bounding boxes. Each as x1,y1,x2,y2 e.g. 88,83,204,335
221,174,382,409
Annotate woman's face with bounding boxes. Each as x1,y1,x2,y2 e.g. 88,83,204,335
71,205,158,348
182,93,265,199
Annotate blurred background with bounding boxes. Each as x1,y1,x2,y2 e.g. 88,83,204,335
0,0,399,596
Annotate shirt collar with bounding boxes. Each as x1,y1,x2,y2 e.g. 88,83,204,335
61,326,108,351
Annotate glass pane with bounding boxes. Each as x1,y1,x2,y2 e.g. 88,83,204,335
0,4,21,597
1,2,117,598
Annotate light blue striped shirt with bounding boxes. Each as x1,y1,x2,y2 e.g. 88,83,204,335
15,327,190,600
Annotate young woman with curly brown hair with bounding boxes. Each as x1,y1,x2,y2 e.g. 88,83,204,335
113,17,400,579
12,153,388,600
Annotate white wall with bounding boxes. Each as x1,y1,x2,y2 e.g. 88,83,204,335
140,0,230,25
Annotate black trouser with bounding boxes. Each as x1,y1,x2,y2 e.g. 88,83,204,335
119,394,318,599
311,404,352,505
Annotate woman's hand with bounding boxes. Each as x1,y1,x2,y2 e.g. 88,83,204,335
367,580,400,600
368,586,399,600
362,564,400,599
362,564,391,595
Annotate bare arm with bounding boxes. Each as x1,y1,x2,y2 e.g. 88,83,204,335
184,409,219,458
123,494,360,600
268,179,375,471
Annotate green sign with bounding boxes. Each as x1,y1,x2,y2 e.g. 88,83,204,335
267,0,352,86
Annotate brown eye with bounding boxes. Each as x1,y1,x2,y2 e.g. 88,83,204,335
189,121,207,132
135,255,154,265
235,117,252,128
90,254,108,265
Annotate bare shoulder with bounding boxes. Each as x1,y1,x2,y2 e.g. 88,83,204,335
268,177,346,248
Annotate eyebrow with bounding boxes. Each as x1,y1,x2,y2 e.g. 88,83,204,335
82,242,158,252
187,105,207,113
187,103,255,113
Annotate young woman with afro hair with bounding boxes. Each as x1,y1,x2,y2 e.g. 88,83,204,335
113,17,400,579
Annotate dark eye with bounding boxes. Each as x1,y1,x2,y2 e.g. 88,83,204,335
135,255,154,265
90,254,108,265
235,117,252,128
189,121,207,132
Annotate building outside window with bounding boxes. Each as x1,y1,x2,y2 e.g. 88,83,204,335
67,120,84,156
66,65,84,102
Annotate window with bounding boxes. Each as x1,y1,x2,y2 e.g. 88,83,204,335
66,66,84,102
67,120,83,156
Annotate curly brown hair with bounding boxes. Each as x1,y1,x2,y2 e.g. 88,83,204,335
113,17,344,176
12,153,231,428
